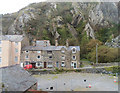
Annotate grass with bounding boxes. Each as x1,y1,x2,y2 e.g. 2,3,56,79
33,75,40,77
52,76,58,79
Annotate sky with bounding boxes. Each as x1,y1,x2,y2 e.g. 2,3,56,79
0,0,46,14
0,0,119,14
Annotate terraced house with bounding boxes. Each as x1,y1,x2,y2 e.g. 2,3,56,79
21,40,80,69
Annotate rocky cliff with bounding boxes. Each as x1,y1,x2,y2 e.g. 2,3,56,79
1,2,119,45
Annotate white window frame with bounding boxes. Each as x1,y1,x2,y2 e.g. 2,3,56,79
72,47,76,53
47,62,53,68
25,51,29,53
36,62,43,67
37,51,41,53
71,61,77,69
72,56,76,60
37,55,41,59
71,62,74,66
61,61,65,67
61,50,65,53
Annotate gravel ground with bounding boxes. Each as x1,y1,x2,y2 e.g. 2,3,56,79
33,72,118,91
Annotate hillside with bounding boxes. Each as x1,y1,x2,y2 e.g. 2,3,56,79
1,2,120,62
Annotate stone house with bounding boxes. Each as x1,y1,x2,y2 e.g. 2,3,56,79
21,40,80,69
0,35,29,68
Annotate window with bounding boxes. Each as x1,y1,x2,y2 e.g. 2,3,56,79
15,56,18,62
37,55,40,59
0,57,2,63
26,51,29,53
37,51,41,53
72,48,76,53
25,61,29,65
61,61,65,67
37,63,40,66
47,51,52,54
15,48,18,53
0,40,1,44
61,56,65,60
15,42,18,45
47,62,53,68
72,56,76,60
36,62,43,67
61,50,65,53
71,62,74,66
25,55,29,59
49,56,52,59
0,47,1,53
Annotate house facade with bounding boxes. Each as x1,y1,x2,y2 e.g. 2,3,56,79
0,35,29,67
21,40,80,69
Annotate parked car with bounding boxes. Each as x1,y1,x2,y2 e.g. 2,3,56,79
24,64,32,70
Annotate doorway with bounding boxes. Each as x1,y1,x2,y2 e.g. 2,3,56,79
31,63,36,68
56,62,59,68
44,62,47,68
74,63,77,69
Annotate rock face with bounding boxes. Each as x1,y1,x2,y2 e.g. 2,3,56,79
84,23,95,39
89,2,118,27
8,8,36,35
1,2,119,43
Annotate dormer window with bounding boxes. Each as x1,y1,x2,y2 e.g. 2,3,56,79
72,47,76,53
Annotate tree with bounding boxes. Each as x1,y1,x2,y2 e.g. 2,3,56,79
86,39,103,52
88,45,118,63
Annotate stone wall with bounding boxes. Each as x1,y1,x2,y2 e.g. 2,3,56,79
93,62,119,67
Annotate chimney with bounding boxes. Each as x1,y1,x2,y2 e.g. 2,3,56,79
66,39,69,47
33,39,36,46
55,40,58,46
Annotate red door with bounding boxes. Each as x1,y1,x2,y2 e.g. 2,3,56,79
44,62,47,68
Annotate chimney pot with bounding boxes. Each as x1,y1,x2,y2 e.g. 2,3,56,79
55,40,58,46
66,39,69,47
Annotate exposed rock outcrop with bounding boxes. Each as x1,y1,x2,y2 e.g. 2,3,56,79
8,8,36,35
84,23,95,39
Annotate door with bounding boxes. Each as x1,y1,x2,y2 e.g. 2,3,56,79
31,63,36,68
74,63,77,69
44,62,47,68
56,62,59,68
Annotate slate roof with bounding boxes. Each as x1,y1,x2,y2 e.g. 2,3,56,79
22,46,80,51
0,35,23,42
0,65,37,92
